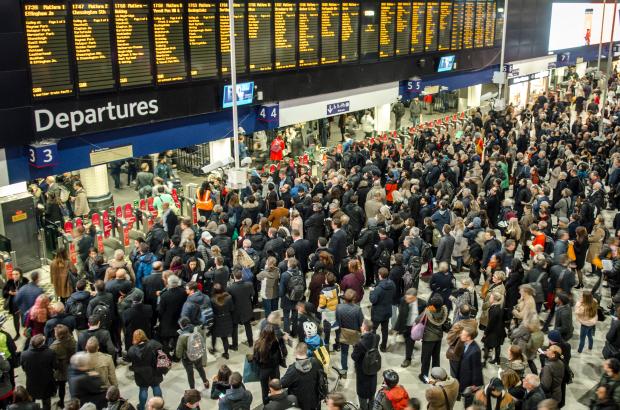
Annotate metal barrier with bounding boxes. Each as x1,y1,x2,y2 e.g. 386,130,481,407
175,144,210,176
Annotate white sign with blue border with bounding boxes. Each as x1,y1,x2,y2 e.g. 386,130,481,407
326,101,350,115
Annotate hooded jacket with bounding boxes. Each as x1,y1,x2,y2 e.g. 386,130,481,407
281,357,322,410
181,291,210,326
422,305,449,342
218,385,253,410
370,278,396,323
375,385,410,410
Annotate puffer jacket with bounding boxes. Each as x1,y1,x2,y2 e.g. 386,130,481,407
422,305,448,342
318,284,339,325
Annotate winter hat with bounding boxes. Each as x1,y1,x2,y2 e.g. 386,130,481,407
548,330,562,344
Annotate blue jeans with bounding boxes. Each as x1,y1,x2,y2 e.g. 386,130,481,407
138,385,162,410
454,256,463,273
262,298,278,318
578,324,594,352
341,343,350,371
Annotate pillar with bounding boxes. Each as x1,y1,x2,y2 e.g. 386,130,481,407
467,84,482,108
209,137,233,163
374,103,392,133
79,165,113,211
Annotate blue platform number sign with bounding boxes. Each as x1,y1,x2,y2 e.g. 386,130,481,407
407,80,422,93
326,101,350,115
258,104,279,123
28,142,58,168
558,52,570,64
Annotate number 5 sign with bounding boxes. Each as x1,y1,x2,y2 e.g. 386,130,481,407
28,142,58,168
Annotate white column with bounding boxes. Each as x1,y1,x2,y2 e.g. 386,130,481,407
0,149,10,187
374,103,392,133
467,84,482,108
209,138,233,162
79,165,113,210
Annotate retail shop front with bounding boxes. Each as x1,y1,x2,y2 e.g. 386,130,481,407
505,55,557,108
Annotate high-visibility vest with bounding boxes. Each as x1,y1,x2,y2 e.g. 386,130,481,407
196,190,214,211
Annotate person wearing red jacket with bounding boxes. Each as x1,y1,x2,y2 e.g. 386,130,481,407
374,369,410,410
270,135,285,161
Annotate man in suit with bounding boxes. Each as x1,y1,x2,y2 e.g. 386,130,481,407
328,217,347,268
394,288,426,367
291,229,311,273
142,261,164,330
227,269,255,349
456,326,483,407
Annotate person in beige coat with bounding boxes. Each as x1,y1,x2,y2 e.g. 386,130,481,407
107,249,136,284
364,191,384,223
72,182,90,218
84,336,118,388
587,216,607,266
426,367,459,410
50,247,76,300
512,284,538,325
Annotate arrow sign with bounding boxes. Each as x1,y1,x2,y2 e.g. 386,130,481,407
326,101,350,116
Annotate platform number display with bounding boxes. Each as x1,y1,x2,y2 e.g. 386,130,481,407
407,80,422,92
258,104,279,123
28,143,58,168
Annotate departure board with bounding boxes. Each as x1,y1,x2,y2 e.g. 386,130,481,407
395,2,411,55
438,2,452,50
341,2,359,62
361,16,379,59
425,2,439,52
494,5,503,46
474,0,486,48
484,1,496,47
379,1,396,58
220,2,246,74
322,2,340,64
114,1,153,87
274,2,296,69
462,0,475,49
451,0,465,50
248,2,273,71
410,2,425,53
24,2,73,98
153,2,187,83
299,2,320,67
188,2,218,79
72,1,115,92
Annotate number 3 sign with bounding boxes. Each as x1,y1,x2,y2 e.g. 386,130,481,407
28,142,58,168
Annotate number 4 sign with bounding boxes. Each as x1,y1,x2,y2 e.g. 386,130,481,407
28,142,58,168
257,104,279,123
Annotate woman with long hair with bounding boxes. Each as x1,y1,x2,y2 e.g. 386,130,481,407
575,289,598,353
2,267,28,339
210,283,233,359
25,294,50,338
253,324,286,404
256,256,280,317
169,256,184,276
309,251,334,306
226,193,242,230
451,217,467,273
180,257,202,284
505,217,522,244
504,345,527,379
483,291,506,365
574,226,590,288
126,329,164,410
588,216,607,276
512,284,538,326
209,365,232,400
340,259,365,303
182,241,198,263
50,247,76,303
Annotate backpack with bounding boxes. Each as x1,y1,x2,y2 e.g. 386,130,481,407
92,302,111,327
286,270,305,302
69,299,88,330
249,252,261,274
199,300,214,329
241,267,253,283
317,366,329,401
146,229,168,254
155,349,172,375
432,229,442,247
416,239,432,264
377,248,391,268
362,335,382,376
544,235,555,255
185,328,205,362
402,269,418,292
313,343,331,373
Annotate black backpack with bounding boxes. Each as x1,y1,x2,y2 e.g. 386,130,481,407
317,365,329,401
92,302,111,328
286,270,305,302
377,248,391,268
69,299,88,330
362,335,382,375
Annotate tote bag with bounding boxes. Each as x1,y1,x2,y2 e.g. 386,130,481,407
410,312,427,341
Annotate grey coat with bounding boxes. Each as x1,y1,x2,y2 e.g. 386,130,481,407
554,304,574,341
435,234,455,263
540,359,565,403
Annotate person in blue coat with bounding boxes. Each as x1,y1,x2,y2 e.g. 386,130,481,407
14,271,44,325
456,326,483,406
369,268,396,352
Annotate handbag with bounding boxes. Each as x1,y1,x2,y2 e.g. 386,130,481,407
531,273,546,304
480,281,490,300
567,241,576,261
410,312,427,341
339,327,361,345
243,354,260,383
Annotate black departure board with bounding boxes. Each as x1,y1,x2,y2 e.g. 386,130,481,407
450,0,465,50
24,2,73,98
274,2,296,69
248,2,273,71
153,2,187,83
437,2,452,50
361,4,378,60
484,0,496,47
341,2,359,62
425,2,439,52
395,2,411,55
462,0,475,49
72,1,115,92
299,2,320,67
474,0,486,48
114,1,153,87
379,1,396,58
219,2,246,74
494,4,503,46
188,2,218,78
321,2,340,64
410,2,425,53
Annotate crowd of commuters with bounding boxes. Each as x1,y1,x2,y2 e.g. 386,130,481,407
7,71,620,410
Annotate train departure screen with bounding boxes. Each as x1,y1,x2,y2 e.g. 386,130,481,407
341,2,359,62
484,0,496,47
188,2,218,78
425,2,439,52
248,2,273,71
114,1,153,87
379,1,396,58
219,2,246,74
410,2,425,53
450,0,465,50
462,0,475,49
321,2,340,64
152,2,187,83
395,1,411,55
274,1,297,69
437,2,452,50
299,2,320,67
474,0,486,48
24,2,73,98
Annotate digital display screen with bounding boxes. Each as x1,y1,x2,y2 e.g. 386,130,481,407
438,2,453,51
223,81,254,108
437,54,455,71
341,2,360,62
425,2,439,52
451,0,465,50
24,2,73,98
410,1,425,53
220,1,246,74
463,0,475,49
395,1,412,55
299,2,320,67
274,1,297,69
322,2,340,64
484,0,496,47
114,1,153,87
188,2,218,79
248,2,273,72
379,1,396,58
548,2,620,51
474,0,486,48
153,2,187,83
361,6,379,60
72,1,115,92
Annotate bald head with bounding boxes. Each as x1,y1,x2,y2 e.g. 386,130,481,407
115,269,128,280
152,261,163,271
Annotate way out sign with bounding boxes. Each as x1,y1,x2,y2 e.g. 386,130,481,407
326,101,350,116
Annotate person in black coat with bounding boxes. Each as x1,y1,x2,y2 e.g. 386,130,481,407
483,292,506,365
253,325,287,404
342,196,365,237
351,320,381,410
20,334,56,410
305,204,326,252
430,263,456,310
126,331,164,410
281,342,322,410
2,269,29,338
369,268,396,351
226,271,255,349
328,219,348,268
263,379,297,410
157,275,187,354
291,232,311,273
210,284,234,359
68,352,107,409
394,289,427,367
522,374,546,410
121,296,154,353
456,327,483,398
141,263,164,329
